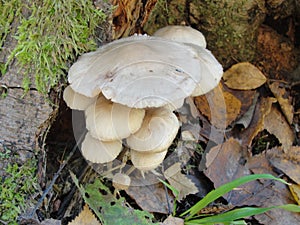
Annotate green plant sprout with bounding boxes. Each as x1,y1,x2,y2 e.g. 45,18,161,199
161,174,300,225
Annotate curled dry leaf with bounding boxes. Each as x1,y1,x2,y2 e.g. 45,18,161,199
195,83,241,129
68,204,101,225
269,81,294,124
237,97,277,147
223,62,267,90
164,163,199,200
263,106,294,151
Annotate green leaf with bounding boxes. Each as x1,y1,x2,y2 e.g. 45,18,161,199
181,174,289,219
71,172,157,225
184,204,300,224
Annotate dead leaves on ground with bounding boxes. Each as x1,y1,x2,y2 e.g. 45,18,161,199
68,204,101,225
67,60,298,224
193,61,299,224
203,139,300,224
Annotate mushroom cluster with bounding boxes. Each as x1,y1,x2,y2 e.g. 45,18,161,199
63,26,223,172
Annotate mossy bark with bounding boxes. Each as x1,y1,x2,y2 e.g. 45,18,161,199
144,0,266,68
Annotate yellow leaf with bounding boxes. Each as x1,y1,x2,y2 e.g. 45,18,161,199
68,204,101,225
223,62,267,90
289,184,300,205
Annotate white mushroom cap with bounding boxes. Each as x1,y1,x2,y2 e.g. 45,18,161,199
81,132,122,163
63,85,97,110
85,95,145,141
153,25,207,48
126,107,179,153
68,35,223,108
130,149,168,171
189,46,223,96
112,173,131,190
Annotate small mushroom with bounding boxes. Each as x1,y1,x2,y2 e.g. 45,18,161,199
153,25,207,48
85,95,145,141
112,173,131,190
130,149,168,171
126,107,179,153
68,34,223,109
63,85,97,110
81,132,122,163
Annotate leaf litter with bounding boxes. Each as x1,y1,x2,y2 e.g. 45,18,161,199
39,14,300,225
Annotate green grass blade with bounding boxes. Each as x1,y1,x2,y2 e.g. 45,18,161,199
185,204,300,224
181,174,289,219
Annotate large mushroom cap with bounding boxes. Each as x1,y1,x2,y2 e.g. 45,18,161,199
63,85,97,110
130,149,168,171
85,95,145,141
68,35,223,108
126,107,179,153
81,132,122,163
189,46,223,96
153,25,207,48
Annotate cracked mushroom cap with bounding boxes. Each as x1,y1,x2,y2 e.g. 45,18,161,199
81,132,122,163
85,95,145,141
126,107,179,153
153,25,207,48
63,85,97,110
130,149,168,171
68,34,223,108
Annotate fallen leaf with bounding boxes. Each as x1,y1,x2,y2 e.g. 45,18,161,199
164,163,199,200
237,97,277,147
195,83,241,128
233,92,259,128
68,204,101,225
223,62,267,90
289,184,300,205
71,174,155,224
125,169,174,214
263,106,294,151
269,81,294,124
267,146,300,184
203,138,252,204
160,215,184,225
203,140,300,224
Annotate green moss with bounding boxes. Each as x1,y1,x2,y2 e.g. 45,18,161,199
0,149,38,224
2,0,107,95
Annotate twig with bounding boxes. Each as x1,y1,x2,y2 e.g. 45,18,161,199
22,132,86,220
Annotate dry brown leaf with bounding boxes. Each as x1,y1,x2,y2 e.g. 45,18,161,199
203,139,300,224
203,138,252,204
269,81,294,124
267,147,300,184
68,204,101,225
125,169,174,214
164,163,199,200
195,83,241,128
160,215,184,225
238,97,277,147
289,184,300,205
263,106,294,151
223,62,267,90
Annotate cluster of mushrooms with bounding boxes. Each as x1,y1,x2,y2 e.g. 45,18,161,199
63,26,223,173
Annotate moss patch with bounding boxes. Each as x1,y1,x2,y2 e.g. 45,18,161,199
1,0,107,95
0,148,38,224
